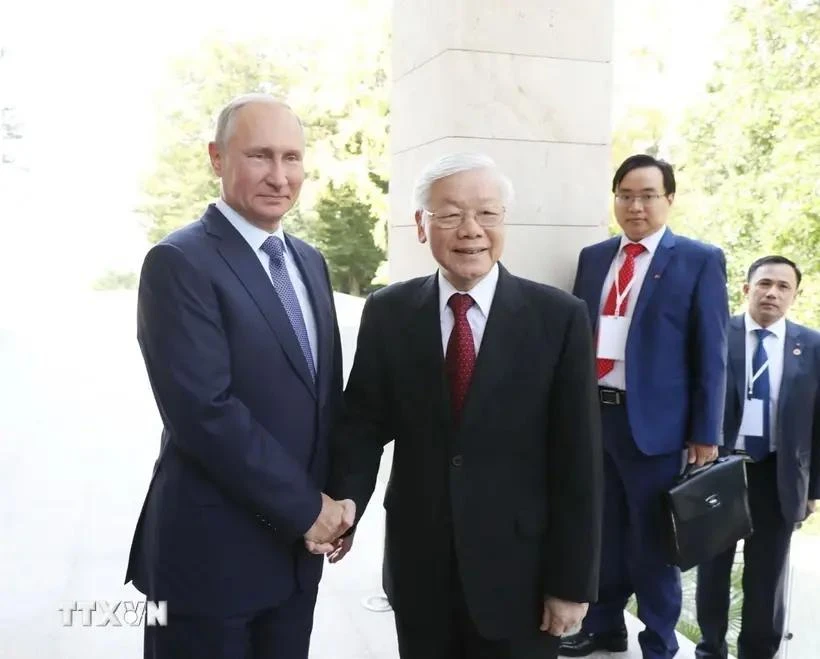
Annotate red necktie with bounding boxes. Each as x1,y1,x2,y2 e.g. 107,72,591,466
446,293,476,424
596,242,646,378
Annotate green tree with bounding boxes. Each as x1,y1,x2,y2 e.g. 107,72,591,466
138,19,391,291
675,0,820,325
92,269,138,291
313,182,385,295
139,38,300,243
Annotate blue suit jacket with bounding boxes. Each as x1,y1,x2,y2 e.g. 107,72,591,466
125,204,343,616
572,228,729,455
721,315,820,523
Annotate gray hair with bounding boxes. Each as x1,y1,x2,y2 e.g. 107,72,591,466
411,152,515,213
213,93,303,147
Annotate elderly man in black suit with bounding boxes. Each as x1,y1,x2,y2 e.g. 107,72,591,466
319,152,604,659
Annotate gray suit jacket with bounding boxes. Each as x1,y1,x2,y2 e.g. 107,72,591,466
722,314,820,523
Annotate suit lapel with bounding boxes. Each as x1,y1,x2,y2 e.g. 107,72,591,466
778,320,803,420
631,228,676,327
459,264,524,428
584,238,620,331
729,315,747,404
204,207,316,397
402,275,451,426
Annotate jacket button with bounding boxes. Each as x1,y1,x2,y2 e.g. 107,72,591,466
451,455,463,467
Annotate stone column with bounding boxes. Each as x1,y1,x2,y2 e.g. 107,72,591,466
389,0,613,290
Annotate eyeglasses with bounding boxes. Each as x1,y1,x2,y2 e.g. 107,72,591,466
614,193,668,206
422,207,505,229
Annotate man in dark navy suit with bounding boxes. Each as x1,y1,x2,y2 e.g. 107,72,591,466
562,154,729,659
125,94,352,659
696,255,820,659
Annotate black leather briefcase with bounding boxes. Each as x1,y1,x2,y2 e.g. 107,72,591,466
661,455,753,571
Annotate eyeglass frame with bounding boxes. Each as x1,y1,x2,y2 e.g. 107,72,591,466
421,206,506,229
613,192,670,206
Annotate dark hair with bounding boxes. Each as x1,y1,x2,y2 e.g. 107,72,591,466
747,255,802,288
612,154,676,195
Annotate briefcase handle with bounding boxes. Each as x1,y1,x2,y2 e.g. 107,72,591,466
677,454,749,483
679,460,717,482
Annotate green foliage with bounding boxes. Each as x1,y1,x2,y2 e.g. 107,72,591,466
139,12,391,290
313,182,385,295
139,39,296,244
627,557,744,656
674,0,820,325
92,269,138,291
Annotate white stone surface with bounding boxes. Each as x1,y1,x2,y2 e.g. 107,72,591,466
393,0,613,80
391,49,612,154
389,0,613,286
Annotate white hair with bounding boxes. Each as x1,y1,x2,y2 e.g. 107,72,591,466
213,93,303,146
411,152,515,213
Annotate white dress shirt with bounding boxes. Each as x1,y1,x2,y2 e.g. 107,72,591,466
216,198,319,372
438,264,500,356
598,225,668,390
735,312,786,452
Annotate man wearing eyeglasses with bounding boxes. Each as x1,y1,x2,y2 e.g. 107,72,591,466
561,154,729,659
322,152,604,658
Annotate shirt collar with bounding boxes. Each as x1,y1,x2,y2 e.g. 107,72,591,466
438,263,500,319
744,311,786,339
216,197,287,254
619,224,667,255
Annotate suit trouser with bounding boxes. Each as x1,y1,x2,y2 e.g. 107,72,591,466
143,586,318,659
695,454,793,659
393,539,560,659
582,403,683,659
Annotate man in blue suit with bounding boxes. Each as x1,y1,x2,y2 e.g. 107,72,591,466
696,255,820,659
560,154,729,658
125,94,352,659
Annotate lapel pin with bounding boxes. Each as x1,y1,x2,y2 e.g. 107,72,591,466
653,273,661,279
793,347,802,356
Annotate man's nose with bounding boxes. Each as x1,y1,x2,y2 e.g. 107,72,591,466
457,214,484,237
266,161,288,187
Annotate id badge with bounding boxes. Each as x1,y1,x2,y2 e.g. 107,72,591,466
597,315,629,361
738,398,765,437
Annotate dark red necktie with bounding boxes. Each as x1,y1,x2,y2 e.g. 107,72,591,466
446,293,476,423
596,242,646,378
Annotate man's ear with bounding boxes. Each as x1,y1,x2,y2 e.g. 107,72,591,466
208,141,222,177
666,192,675,207
415,210,427,244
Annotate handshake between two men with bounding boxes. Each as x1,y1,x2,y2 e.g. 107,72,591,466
303,493,356,564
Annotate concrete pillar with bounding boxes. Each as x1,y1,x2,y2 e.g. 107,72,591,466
389,0,613,290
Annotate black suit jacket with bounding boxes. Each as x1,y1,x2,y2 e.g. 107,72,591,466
329,264,603,640
722,314,820,523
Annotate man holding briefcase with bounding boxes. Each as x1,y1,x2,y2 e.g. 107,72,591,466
696,255,820,659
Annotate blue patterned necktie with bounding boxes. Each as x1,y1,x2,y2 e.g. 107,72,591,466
260,236,315,381
745,328,771,461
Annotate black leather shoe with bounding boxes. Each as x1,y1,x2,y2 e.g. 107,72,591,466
558,629,628,657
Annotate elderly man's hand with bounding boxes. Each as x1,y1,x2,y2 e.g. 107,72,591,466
303,495,355,547
540,598,588,637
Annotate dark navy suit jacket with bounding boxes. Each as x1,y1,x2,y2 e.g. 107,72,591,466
572,228,729,455
125,204,343,616
721,315,820,523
